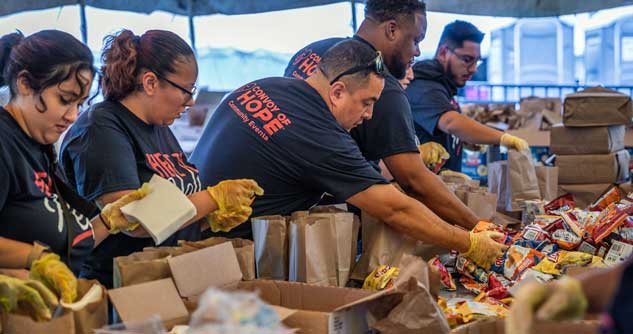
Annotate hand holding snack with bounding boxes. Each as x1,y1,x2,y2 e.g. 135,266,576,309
506,277,587,334
101,183,151,234
418,142,450,172
462,230,508,270
29,253,78,303
206,179,264,232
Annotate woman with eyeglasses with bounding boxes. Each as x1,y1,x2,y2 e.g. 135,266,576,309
60,29,262,288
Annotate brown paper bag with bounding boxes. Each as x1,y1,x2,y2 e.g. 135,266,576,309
288,216,338,286
535,166,559,202
1,279,107,334
311,211,360,287
489,151,541,212
113,250,177,288
178,237,256,281
467,191,497,221
251,215,288,280
352,212,448,281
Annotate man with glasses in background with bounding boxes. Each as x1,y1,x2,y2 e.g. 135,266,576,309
406,20,529,175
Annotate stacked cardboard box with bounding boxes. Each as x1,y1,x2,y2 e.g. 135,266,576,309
552,87,632,207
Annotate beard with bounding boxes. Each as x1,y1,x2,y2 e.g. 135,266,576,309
386,50,409,80
447,58,467,88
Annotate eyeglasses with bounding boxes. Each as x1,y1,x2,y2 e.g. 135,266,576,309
447,47,482,68
154,72,197,100
328,51,386,85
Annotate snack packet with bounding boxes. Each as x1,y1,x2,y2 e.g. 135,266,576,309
362,265,399,291
429,256,456,291
544,194,575,215
590,186,621,212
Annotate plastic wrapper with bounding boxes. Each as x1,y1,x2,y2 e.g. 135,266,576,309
472,220,505,233
517,268,554,283
456,256,488,284
491,245,545,280
188,288,288,332
544,194,575,215
512,225,551,243
460,276,486,295
617,217,633,244
512,239,558,255
362,265,399,291
531,250,594,276
560,211,586,240
589,186,621,212
520,200,545,226
552,229,582,250
587,204,633,244
429,256,456,291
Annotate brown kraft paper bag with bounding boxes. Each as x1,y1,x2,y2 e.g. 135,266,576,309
113,249,184,288
489,151,541,212
310,211,359,287
535,165,559,202
288,216,338,286
1,279,107,334
251,215,288,280
352,212,448,281
466,190,497,221
178,237,256,281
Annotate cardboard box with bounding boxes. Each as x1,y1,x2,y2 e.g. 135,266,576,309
519,97,562,130
556,150,630,184
563,87,633,127
450,318,599,334
557,183,613,209
550,125,625,155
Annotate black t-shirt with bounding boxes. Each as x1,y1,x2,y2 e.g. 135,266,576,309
190,77,388,237
284,36,420,163
0,109,94,273
406,59,463,171
60,100,202,288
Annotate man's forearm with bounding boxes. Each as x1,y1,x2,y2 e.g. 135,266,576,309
440,111,504,145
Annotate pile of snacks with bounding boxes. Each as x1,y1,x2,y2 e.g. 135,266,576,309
438,185,633,327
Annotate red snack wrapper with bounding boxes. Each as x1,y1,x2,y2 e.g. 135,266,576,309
456,255,489,284
591,206,633,244
545,194,575,215
589,186,621,212
472,220,505,233
500,245,546,280
429,256,457,291
617,217,633,245
460,276,486,295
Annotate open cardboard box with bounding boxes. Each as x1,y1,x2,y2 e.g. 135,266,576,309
109,241,406,333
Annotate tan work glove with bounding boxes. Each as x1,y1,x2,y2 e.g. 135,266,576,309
0,275,59,321
418,142,450,170
100,183,151,234
29,253,78,303
506,277,588,334
462,231,508,270
206,179,264,233
439,170,472,181
500,133,529,151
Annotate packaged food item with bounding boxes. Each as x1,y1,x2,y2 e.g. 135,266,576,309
429,256,456,291
472,220,505,233
362,265,399,291
491,245,545,281
512,225,551,243
521,200,546,226
577,241,598,255
544,194,575,215
603,240,633,265
560,211,586,239
590,186,622,212
532,250,594,276
617,217,633,244
590,205,633,244
517,268,555,283
460,276,486,295
552,229,582,250
456,256,488,284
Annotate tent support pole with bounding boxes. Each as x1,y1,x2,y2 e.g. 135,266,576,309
188,0,197,55
351,0,358,33
78,0,87,44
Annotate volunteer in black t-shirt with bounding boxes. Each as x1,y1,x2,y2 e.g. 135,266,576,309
192,39,506,271
406,21,529,174
283,1,493,245
60,30,262,288
0,30,141,283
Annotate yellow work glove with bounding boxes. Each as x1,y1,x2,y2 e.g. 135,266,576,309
418,142,450,169
29,253,77,304
506,277,587,334
206,179,264,233
500,133,529,151
461,231,508,270
100,183,151,234
439,169,472,181
0,275,59,321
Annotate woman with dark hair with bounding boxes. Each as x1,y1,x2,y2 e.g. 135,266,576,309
60,29,262,288
0,30,143,308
